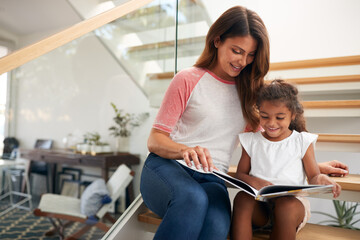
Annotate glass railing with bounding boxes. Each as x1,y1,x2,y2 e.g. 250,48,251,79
1,0,232,226
1,0,161,214
68,0,132,20
68,0,210,106
0,0,247,214
0,1,228,239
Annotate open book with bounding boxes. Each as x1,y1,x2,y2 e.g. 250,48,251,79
176,160,333,201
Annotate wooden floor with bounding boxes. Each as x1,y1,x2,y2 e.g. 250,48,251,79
251,223,360,240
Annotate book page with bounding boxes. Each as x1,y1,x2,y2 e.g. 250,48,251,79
257,184,333,201
176,160,258,197
176,160,213,174
212,171,258,197
175,160,332,201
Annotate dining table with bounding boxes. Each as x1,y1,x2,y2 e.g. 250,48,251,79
19,149,140,203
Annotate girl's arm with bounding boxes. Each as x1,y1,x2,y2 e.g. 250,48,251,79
236,147,273,190
302,144,341,198
147,128,216,172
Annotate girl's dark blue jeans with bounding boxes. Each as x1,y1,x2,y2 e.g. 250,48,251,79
140,153,231,240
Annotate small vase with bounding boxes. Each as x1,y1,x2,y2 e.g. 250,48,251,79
90,145,103,155
115,136,129,153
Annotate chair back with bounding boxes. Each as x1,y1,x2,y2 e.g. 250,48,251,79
2,137,19,159
31,139,53,173
96,164,133,218
34,139,53,149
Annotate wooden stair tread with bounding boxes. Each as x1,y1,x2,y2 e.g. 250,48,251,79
317,134,360,143
331,174,360,191
303,100,360,109
147,70,360,82
128,36,205,52
269,55,360,70
148,72,175,80
146,55,360,79
121,0,198,19
138,211,359,240
138,210,162,225
296,223,360,240
266,75,360,85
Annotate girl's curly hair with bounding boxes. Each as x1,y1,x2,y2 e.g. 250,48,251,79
256,79,307,132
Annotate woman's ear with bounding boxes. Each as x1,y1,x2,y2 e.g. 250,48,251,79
214,36,220,48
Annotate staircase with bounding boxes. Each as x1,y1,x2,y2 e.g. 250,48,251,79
137,210,360,240
102,55,360,239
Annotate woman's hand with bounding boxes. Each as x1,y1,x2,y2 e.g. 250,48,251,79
318,160,349,177
148,129,216,172
312,174,342,198
182,146,216,172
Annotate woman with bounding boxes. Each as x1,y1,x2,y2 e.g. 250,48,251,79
140,6,348,240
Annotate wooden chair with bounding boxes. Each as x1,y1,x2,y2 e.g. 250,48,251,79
29,139,53,193
33,164,134,240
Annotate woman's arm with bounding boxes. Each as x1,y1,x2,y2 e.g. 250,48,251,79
236,148,272,190
147,128,215,172
303,144,341,198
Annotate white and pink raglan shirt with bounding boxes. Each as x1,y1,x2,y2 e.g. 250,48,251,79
153,67,246,172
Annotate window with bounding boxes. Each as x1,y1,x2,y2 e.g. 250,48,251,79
0,46,9,153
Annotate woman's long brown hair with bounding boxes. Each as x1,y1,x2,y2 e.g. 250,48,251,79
194,6,270,131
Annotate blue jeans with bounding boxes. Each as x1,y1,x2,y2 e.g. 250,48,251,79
140,153,231,240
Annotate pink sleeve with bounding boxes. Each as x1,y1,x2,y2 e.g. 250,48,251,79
153,68,204,133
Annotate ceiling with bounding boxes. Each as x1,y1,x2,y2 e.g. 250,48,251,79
0,0,81,36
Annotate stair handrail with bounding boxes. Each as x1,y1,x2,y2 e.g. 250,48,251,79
0,0,153,75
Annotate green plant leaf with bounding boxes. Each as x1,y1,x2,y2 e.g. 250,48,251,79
350,218,360,226
109,103,149,137
316,200,360,229
317,220,341,225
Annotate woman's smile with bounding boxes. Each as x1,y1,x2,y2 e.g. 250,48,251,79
211,35,258,81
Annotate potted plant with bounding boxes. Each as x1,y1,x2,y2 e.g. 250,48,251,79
313,200,360,230
109,102,149,152
78,132,110,155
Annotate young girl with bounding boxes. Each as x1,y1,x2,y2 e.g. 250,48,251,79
231,80,341,240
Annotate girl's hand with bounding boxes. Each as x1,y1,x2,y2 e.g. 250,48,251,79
181,146,216,172
318,160,349,177
313,174,342,198
250,177,273,190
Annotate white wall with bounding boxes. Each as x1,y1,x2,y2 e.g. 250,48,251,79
0,29,17,51
12,32,152,196
203,0,360,62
